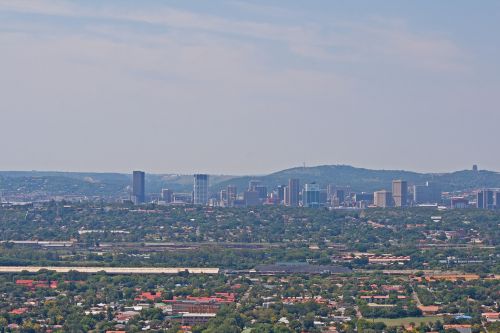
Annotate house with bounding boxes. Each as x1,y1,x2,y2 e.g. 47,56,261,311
444,324,472,333
482,312,500,322
134,291,162,301
9,307,28,315
114,311,140,323
418,305,440,315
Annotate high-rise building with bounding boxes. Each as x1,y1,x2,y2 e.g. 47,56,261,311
132,171,145,204
374,190,393,208
334,189,345,205
451,197,469,209
354,192,374,205
413,181,441,204
161,188,173,203
243,190,260,206
302,183,320,208
248,180,262,191
226,185,237,206
277,185,286,204
319,189,328,206
392,180,408,207
283,186,290,206
219,189,227,202
477,189,495,209
193,174,209,205
254,185,268,199
287,179,300,207
326,184,336,201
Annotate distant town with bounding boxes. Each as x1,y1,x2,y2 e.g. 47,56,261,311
127,165,499,210
0,166,498,333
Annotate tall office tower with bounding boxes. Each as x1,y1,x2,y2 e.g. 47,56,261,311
287,178,300,207
334,189,345,205
244,190,260,206
226,185,237,206
477,189,495,209
392,180,408,207
248,180,262,191
327,184,336,201
283,186,290,206
319,189,328,206
302,183,320,208
354,192,374,205
161,188,173,203
219,189,227,203
413,181,441,204
254,185,268,199
132,171,145,204
193,174,209,205
451,197,469,209
277,185,287,203
374,190,394,208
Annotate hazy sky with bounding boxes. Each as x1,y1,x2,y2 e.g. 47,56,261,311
1,1,499,175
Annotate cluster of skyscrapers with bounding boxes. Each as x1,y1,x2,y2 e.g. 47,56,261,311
131,170,499,210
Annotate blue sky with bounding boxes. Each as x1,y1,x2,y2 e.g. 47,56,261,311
1,1,499,174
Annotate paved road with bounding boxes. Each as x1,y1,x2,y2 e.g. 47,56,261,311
0,266,219,274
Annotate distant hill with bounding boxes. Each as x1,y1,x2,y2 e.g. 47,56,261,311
214,165,500,193
0,171,234,198
1,165,499,198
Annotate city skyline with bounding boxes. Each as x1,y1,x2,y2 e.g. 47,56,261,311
128,169,498,210
1,1,500,174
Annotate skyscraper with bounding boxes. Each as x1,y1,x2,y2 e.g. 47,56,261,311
334,189,345,206
287,178,300,207
302,183,320,208
226,185,237,206
392,180,408,207
354,192,374,207
193,174,209,205
254,185,268,199
374,190,394,208
243,190,260,206
248,180,262,191
277,185,286,204
161,188,173,203
413,181,441,204
132,171,145,204
283,186,290,206
477,189,495,209
327,184,336,201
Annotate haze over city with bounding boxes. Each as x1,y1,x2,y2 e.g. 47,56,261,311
1,0,499,174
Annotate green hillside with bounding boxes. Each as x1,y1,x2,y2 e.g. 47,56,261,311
1,165,499,198
214,165,500,193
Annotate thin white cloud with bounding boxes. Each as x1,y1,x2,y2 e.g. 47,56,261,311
0,0,488,174
0,0,467,72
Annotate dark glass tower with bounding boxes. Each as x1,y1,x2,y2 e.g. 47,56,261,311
132,171,145,204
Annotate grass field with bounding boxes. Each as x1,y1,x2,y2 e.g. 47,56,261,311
367,316,441,326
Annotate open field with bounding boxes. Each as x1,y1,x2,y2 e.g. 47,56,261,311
369,316,441,326
0,266,219,274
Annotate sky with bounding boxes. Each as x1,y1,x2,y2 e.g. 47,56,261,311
1,0,499,175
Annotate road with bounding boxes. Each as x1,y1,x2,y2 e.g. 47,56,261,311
0,266,219,274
